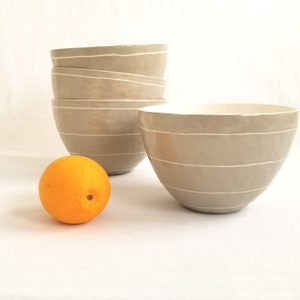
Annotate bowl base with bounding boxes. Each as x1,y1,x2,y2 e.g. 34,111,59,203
179,202,246,214
107,168,133,176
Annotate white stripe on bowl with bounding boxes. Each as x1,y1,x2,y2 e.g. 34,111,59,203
150,156,285,168
52,73,165,88
52,99,165,102
53,67,165,80
162,182,267,195
53,106,141,110
52,50,167,59
140,126,297,136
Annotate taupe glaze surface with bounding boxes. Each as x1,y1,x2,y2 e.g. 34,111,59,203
51,99,166,108
52,100,166,175
52,100,166,134
52,67,166,85
139,103,298,213
141,129,295,165
57,133,146,176
59,133,145,155
73,152,147,176
52,68,165,99
51,45,167,77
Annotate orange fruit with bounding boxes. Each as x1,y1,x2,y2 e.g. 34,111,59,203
38,155,111,224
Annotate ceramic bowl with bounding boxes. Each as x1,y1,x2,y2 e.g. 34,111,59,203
50,44,167,77
52,99,166,175
139,103,298,213
52,67,166,99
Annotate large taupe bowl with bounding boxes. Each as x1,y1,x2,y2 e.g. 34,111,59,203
51,44,167,77
139,103,298,213
52,67,165,99
52,99,166,175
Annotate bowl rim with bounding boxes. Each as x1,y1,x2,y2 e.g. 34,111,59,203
139,102,298,116
51,98,167,110
51,43,168,58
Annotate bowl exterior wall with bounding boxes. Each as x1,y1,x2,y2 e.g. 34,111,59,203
52,67,166,85
53,107,140,135
52,74,165,99
52,99,166,108
149,158,284,193
164,185,265,213
52,106,151,175
58,133,145,154
57,133,146,175
140,129,296,165
139,108,298,213
52,53,167,77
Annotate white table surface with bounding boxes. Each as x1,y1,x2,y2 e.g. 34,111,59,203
1,138,300,300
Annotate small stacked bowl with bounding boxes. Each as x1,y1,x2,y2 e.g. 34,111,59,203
50,44,167,175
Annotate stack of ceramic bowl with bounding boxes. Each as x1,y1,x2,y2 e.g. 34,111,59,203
50,44,167,175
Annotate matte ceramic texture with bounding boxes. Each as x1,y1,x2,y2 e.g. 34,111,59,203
51,99,166,108
52,67,166,85
52,100,166,134
139,103,298,213
52,67,165,99
52,99,167,175
73,152,147,176
51,44,168,77
53,107,140,134
59,133,145,155
57,133,146,175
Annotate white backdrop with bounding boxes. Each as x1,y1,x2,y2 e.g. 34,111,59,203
1,0,299,157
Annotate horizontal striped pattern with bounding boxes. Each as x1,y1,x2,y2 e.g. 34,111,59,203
138,103,298,213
